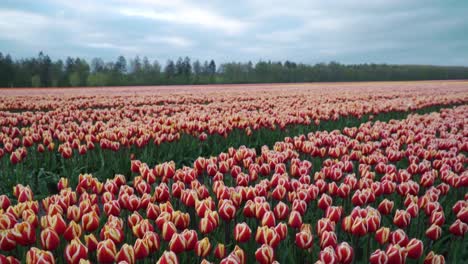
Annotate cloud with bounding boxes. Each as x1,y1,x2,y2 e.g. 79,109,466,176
0,0,466,65
119,6,247,35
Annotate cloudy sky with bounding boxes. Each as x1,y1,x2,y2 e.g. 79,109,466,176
0,0,467,65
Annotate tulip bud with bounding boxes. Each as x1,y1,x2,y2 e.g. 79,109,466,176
351,217,367,237
65,238,88,264
97,239,117,263
234,222,252,243
424,251,445,264
0,230,16,251
390,229,409,247
386,244,407,264
84,233,98,252
319,230,337,249
161,221,177,241
169,233,186,254
336,242,354,264
214,243,226,259
273,201,289,220
81,212,99,232
288,210,303,229
26,247,56,264
295,229,313,249
375,227,390,245
134,238,150,259
116,244,135,264
393,210,411,228
255,244,275,264
318,194,332,210
449,219,468,236
40,228,60,251
261,211,276,227
64,221,82,241
319,246,337,264
156,251,179,264
425,224,442,240
405,238,423,259
369,249,388,264
195,237,211,257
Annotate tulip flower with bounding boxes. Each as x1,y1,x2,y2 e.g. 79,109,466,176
26,247,56,264
40,228,60,251
116,244,135,264
424,251,445,264
0,230,16,251
169,233,186,254
97,239,117,263
393,209,411,228
255,244,275,264
336,242,354,264
295,229,313,249
319,246,338,264
234,222,252,243
288,210,303,229
425,224,442,240
65,238,88,264
386,244,407,264
195,237,212,257
156,251,179,264
449,219,468,236
369,249,388,264
214,243,226,259
134,238,150,259
405,238,424,259
375,227,390,245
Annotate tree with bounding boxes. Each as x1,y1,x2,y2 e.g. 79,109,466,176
31,75,41,87
164,60,176,81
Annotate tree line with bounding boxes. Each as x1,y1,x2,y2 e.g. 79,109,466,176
1,52,468,88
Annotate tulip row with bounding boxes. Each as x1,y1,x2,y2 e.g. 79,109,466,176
0,104,466,263
1,84,467,196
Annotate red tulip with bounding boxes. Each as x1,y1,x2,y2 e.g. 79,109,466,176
26,247,55,264
375,227,390,245
0,230,16,251
134,238,150,259
97,239,117,263
393,210,411,228
318,194,332,210
351,217,367,236
234,222,252,243
425,224,442,240
255,244,275,264
424,251,445,264
336,242,354,264
116,244,135,264
385,244,407,264
156,251,179,264
161,221,177,241
288,210,303,229
64,221,82,241
218,200,236,222
65,238,88,264
449,219,468,236
429,211,445,226
319,230,337,249
11,222,36,246
261,211,276,227
295,229,313,249
143,231,160,252
84,234,98,252
195,237,211,257
81,211,99,232
0,195,11,210
390,229,409,247
214,243,226,259
369,249,388,264
405,238,423,259
319,246,338,264
169,233,186,254
40,228,60,251
273,201,289,220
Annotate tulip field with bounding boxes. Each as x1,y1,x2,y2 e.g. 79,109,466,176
0,81,467,263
